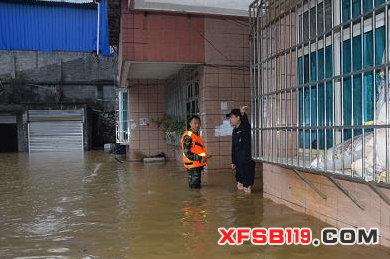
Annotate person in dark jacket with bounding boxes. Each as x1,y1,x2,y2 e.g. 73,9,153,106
226,106,255,193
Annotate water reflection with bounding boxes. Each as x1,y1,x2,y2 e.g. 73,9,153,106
0,151,389,259
180,196,208,253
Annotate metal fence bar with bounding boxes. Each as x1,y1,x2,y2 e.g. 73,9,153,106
249,0,390,185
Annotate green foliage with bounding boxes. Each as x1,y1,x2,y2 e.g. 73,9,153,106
151,114,186,134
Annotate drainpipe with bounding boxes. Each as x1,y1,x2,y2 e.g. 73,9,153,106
95,0,100,55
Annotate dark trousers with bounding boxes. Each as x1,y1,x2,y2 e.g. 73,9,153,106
187,167,203,188
235,160,255,188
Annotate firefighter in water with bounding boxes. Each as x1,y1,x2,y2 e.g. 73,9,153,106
181,115,208,189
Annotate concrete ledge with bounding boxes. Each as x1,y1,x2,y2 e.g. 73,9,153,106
143,157,166,163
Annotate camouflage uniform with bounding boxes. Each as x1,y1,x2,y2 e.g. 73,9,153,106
182,129,204,189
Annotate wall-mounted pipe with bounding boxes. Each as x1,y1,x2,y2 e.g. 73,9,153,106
95,0,100,55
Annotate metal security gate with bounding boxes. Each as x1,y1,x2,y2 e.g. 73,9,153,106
28,110,84,153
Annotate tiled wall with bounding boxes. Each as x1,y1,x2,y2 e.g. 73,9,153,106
199,17,251,171
263,163,390,248
120,10,254,172
120,0,204,63
204,17,249,66
126,79,176,161
200,66,251,171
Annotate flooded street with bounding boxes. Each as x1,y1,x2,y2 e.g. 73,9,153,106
0,151,389,259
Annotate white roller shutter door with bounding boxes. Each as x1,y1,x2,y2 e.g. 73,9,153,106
28,110,84,153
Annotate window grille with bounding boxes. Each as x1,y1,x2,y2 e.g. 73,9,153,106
186,81,200,117
165,65,200,145
250,0,390,184
165,65,200,120
116,89,129,144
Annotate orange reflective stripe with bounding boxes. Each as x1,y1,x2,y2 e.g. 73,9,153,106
181,130,207,169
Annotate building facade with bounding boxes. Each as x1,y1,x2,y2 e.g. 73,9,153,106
250,0,390,247
0,0,116,152
0,50,117,152
117,0,252,170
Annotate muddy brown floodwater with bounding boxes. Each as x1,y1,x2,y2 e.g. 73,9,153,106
0,151,389,259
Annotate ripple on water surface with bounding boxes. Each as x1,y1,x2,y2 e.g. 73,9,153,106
0,151,389,259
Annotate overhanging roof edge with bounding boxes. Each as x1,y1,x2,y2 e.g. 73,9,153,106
133,0,249,17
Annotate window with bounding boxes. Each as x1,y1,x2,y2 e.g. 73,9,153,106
310,7,316,38
342,0,351,22
116,89,129,144
298,0,332,43
298,45,333,150
324,0,332,31
186,81,199,118
343,0,386,23
341,26,386,141
352,0,361,18
165,65,200,127
165,66,199,146
317,2,324,34
303,11,309,41
250,0,390,184
97,85,103,100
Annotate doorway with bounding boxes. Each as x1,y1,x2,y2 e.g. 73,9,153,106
0,123,18,152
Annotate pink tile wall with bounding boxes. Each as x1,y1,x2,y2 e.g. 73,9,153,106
126,79,176,161
199,17,251,171
263,163,390,249
120,1,205,63
204,17,249,66
200,66,251,171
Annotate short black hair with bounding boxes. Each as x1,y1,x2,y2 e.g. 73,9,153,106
188,115,201,124
226,109,242,119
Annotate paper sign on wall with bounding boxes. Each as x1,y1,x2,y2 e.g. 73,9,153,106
139,118,147,126
221,101,228,111
214,120,233,137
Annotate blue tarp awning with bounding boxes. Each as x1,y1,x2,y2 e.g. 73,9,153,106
0,0,110,55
